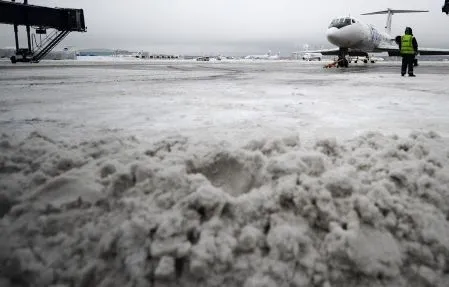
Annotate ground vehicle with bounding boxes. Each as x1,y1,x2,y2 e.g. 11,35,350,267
302,52,322,61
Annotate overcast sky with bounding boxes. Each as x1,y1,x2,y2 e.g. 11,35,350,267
1,0,448,55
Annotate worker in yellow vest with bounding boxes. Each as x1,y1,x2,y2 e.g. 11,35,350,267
398,27,418,77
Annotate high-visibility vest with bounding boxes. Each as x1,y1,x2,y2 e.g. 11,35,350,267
401,35,415,55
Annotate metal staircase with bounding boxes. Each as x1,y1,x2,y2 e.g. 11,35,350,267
31,30,70,62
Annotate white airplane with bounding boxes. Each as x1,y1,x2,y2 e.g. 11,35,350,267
245,50,280,60
308,8,449,67
268,51,281,60
302,52,322,61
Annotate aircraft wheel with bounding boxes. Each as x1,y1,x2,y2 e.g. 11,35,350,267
338,59,348,68
10,56,17,64
363,59,368,64
371,61,375,63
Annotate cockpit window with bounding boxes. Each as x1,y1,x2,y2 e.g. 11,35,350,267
329,18,352,29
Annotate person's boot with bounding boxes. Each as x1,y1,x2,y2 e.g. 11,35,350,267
401,73,405,76
409,74,416,77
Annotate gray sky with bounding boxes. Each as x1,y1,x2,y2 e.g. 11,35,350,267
1,0,448,55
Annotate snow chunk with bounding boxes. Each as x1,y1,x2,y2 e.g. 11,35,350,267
238,225,264,252
244,274,277,287
154,256,175,280
323,166,357,198
326,225,402,278
187,150,264,196
25,174,104,210
180,186,230,222
266,224,310,261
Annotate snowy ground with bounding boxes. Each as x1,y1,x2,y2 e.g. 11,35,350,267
1,60,449,287
1,60,449,144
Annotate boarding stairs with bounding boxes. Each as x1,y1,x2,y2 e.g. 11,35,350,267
31,30,70,62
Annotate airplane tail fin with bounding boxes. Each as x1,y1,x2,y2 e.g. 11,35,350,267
361,8,428,34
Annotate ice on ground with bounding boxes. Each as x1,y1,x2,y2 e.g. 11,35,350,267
1,130,449,287
2,61,449,146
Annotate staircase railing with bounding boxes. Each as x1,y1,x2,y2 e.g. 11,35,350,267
32,30,58,52
32,30,70,62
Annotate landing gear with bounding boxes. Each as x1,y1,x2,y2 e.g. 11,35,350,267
338,58,349,68
324,49,349,68
325,52,378,69
337,48,349,68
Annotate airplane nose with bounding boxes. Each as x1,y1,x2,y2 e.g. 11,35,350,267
326,27,341,46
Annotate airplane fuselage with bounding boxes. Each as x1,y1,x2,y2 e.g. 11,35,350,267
326,17,396,53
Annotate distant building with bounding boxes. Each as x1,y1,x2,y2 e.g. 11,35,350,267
79,49,115,56
0,48,15,59
113,50,180,59
148,54,180,59
44,50,77,60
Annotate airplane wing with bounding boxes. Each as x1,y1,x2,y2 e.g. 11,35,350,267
416,48,449,55
304,48,374,57
300,48,340,55
305,46,449,57
375,44,449,56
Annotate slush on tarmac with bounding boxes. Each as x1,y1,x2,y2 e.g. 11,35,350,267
1,59,449,287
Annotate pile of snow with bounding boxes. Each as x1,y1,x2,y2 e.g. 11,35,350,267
1,131,449,287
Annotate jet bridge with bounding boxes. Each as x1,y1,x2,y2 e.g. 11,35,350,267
0,0,86,63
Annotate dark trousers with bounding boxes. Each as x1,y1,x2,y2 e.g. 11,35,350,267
401,55,415,75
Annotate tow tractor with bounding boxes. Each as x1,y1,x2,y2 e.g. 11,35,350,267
323,56,373,68
323,58,346,68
